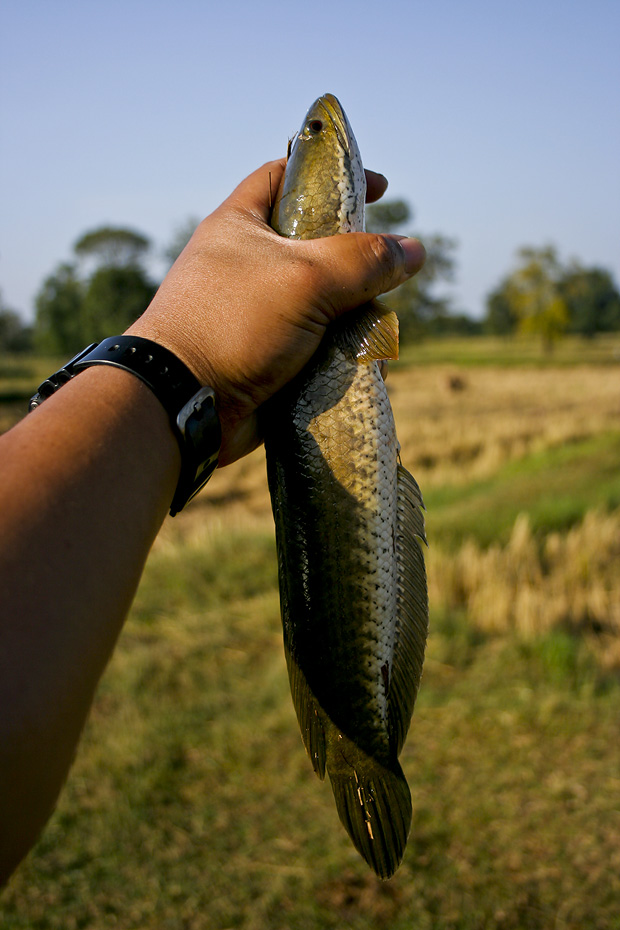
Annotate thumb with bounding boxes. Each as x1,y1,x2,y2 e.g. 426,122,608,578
305,232,426,317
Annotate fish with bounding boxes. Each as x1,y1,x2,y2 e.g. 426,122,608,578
263,94,429,880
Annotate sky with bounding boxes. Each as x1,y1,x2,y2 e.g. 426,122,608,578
1,0,619,322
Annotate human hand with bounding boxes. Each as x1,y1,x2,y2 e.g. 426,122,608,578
128,159,425,466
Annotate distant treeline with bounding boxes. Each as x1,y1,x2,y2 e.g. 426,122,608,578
0,219,196,356
366,203,620,348
485,245,620,347
1,207,618,355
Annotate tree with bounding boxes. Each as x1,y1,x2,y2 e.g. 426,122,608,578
485,246,569,352
559,265,620,337
35,227,156,354
74,226,151,269
484,288,518,336
34,263,86,355
0,292,33,353
81,266,157,342
364,200,410,233
365,199,458,342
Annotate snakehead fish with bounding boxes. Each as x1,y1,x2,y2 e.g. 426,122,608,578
263,94,428,880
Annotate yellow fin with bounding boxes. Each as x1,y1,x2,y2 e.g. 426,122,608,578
333,300,399,362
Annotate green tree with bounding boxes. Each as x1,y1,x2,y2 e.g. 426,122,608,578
74,226,151,268
484,288,518,335
364,200,410,233
82,266,157,342
34,263,86,355
486,246,569,352
0,292,33,353
560,265,620,337
34,227,157,354
365,199,458,342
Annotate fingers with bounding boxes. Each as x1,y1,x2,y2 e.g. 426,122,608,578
308,231,426,316
365,170,388,203
384,234,427,278
200,159,424,325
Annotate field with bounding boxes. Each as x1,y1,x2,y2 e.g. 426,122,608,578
2,337,620,929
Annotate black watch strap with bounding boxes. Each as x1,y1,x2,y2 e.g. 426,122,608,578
71,336,203,416
28,336,221,516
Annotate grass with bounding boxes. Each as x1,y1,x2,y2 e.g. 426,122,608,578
3,531,620,929
0,355,66,431
2,340,620,928
398,333,620,368
425,430,620,549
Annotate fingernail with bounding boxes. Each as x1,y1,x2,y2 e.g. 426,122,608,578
397,237,426,275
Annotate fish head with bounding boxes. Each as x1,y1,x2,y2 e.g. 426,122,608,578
272,93,367,239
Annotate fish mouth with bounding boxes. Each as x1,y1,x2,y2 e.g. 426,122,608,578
314,93,352,155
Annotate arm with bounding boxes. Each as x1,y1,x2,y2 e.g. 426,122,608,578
0,159,425,883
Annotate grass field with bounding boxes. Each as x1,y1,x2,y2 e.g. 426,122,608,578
2,337,620,928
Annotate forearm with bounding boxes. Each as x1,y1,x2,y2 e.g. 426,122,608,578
0,365,180,882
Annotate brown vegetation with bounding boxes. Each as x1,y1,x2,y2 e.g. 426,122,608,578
181,362,619,525
428,509,620,666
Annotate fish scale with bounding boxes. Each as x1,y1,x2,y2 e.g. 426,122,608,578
263,93,428,879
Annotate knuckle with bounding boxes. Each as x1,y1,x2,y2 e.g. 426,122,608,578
367,235,402,291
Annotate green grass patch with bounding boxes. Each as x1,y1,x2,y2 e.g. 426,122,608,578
398,334,620,368
0,355,68,409
132,528,278,621
425,430,620,548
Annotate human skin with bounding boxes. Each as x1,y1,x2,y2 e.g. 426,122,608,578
0,158,425,884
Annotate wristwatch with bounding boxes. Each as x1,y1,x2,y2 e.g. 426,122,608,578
29,335,221,516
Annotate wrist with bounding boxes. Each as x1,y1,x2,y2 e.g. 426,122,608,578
29,336,221,516
124,317,218,393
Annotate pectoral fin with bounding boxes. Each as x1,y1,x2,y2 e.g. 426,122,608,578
333,300,399,362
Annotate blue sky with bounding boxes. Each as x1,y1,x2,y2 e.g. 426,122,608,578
1,0,618,322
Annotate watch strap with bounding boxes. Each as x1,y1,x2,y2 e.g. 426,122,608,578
72,336,202,418
28,336,221,516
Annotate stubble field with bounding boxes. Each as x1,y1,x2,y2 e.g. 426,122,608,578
2,337,620,929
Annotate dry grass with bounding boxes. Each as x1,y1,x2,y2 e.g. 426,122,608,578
181,361,620,530
390,363,620,489
159,358,620,672
428,509,620,666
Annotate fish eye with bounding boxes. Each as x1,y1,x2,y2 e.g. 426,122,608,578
307,119,323,134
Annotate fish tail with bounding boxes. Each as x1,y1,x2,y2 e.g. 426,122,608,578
329,761,412,880
285,646,412,877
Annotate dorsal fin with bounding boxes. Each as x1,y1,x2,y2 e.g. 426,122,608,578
388,464,429,755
